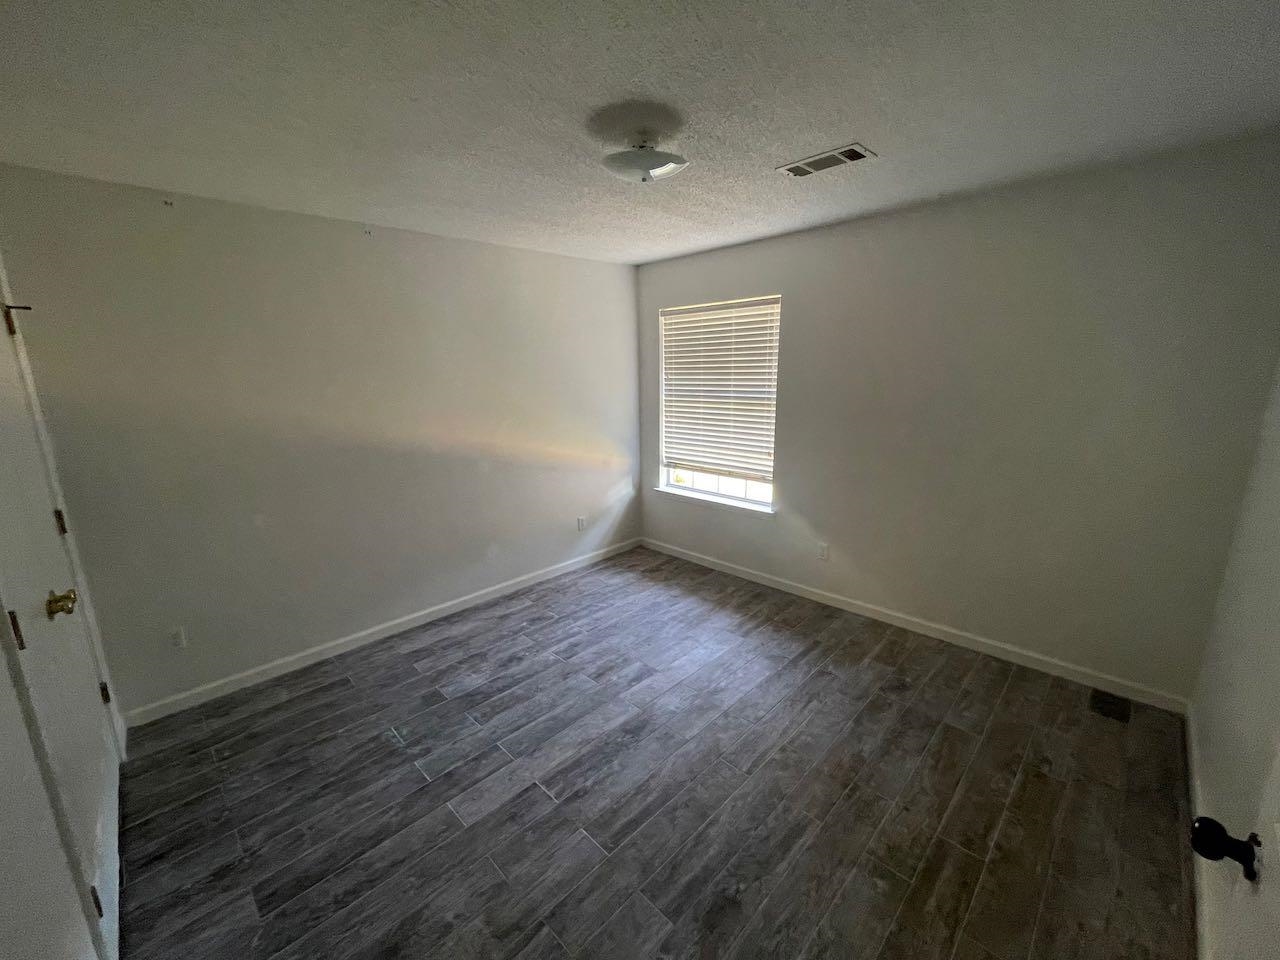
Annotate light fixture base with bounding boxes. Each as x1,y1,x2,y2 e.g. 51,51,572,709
602,136,689,184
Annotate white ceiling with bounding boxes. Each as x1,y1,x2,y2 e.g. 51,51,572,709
2,0,1278,263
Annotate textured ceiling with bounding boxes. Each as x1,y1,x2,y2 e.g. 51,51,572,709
2,0,1278,263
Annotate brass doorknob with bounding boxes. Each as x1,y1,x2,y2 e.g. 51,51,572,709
46,588,78,620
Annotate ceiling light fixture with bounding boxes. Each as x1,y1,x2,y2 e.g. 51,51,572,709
602,136,689,184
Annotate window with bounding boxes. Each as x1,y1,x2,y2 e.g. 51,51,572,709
659,295,781,511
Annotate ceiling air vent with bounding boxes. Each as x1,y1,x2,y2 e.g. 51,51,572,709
777,142,877,177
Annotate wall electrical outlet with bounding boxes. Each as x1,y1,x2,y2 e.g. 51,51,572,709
576,516,586,531
170,627,189,649
817,542,830,561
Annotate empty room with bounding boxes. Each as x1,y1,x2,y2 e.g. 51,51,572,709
1,1,1278,959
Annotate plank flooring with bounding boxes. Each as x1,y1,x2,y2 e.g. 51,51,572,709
118,547,1196,960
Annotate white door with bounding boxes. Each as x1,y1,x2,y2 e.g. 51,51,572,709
0,650,100,960
0,263,120,959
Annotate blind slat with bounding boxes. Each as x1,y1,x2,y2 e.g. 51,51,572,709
661,332,779,344
660,295,781,484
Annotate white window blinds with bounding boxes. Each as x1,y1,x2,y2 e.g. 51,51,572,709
660,295,781,483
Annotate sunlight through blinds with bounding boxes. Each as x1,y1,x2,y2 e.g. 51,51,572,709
660,295,781,483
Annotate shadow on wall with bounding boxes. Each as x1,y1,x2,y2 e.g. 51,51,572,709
49,396,639,712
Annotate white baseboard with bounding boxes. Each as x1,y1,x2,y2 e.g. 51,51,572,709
124,538,641,729
126,533,1189,728
642,537,1190,714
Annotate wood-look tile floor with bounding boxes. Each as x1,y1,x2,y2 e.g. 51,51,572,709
119,547,1196,960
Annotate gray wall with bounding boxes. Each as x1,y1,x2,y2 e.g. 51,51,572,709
1190,365,1280,960
5,131,1279,724
0,165,640,719
638,132,1280,703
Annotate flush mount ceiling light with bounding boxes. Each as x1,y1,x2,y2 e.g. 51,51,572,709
602,136,689,184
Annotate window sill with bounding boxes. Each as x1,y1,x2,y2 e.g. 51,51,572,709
653,486,776,515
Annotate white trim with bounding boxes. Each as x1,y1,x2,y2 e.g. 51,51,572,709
653,486,776,514
1185,704,1209,959
123,538,641,728
641,537,1190,714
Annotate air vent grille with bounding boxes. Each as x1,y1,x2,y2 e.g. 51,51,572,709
777,142,876,177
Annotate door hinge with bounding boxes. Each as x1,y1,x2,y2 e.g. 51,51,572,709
54,508,68,535
6,610,24,650
99,682,112,705
2,303,32,336
89,884,103,919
